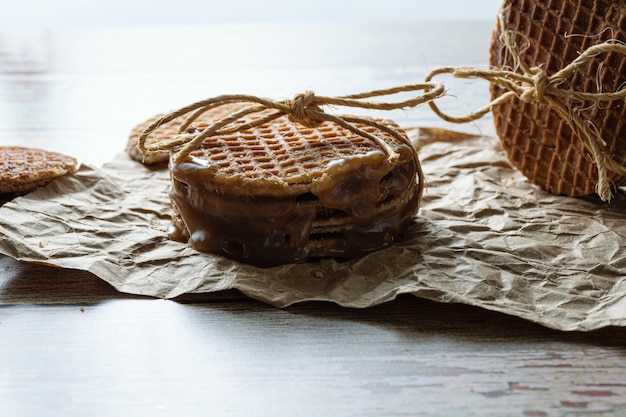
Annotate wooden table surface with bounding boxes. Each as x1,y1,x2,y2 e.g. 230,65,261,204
1,20,625,417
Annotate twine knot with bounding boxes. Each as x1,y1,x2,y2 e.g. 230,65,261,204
287,91,324,128
520,67,549,103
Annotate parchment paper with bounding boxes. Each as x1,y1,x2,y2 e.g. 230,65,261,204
1,127,625,331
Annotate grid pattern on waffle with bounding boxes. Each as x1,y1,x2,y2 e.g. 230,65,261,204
490,0,626,196
0,146,77,181
127,104,244,164
187,113,407,186
0,146,78,193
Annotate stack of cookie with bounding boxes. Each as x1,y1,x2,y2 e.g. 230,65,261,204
490,0,626,197
128,106,423,267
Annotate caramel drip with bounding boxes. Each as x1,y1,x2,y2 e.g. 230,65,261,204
168,153,418,267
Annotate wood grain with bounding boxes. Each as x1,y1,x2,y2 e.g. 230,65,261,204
1,296,625,416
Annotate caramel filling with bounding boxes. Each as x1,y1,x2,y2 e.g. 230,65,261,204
168,150,419,267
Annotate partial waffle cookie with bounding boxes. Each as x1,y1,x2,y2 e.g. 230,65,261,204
127,104,245,165
490,0,626,197
0,146,78,194
167,112,421,267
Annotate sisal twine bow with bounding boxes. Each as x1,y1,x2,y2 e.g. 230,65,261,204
138,83,445,166
425,12,626,201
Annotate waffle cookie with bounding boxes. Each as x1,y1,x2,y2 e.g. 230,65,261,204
160,111,422,267
0,146,78,194
489,0,626,197
127,104,244,165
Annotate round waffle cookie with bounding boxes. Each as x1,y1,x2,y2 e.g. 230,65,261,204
163,112,422,267
490,0,626,197
127,104,245,165
0,146,79,194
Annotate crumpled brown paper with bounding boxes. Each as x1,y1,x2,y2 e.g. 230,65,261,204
1,128,625,331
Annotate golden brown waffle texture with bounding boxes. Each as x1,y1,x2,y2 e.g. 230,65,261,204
0,146,79,194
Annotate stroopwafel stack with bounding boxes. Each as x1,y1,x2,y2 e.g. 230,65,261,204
129,106,422,267
489,0,626,198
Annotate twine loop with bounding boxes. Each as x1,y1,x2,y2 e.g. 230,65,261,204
139,82,445,166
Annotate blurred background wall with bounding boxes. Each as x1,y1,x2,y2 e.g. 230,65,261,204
2,0,504,29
